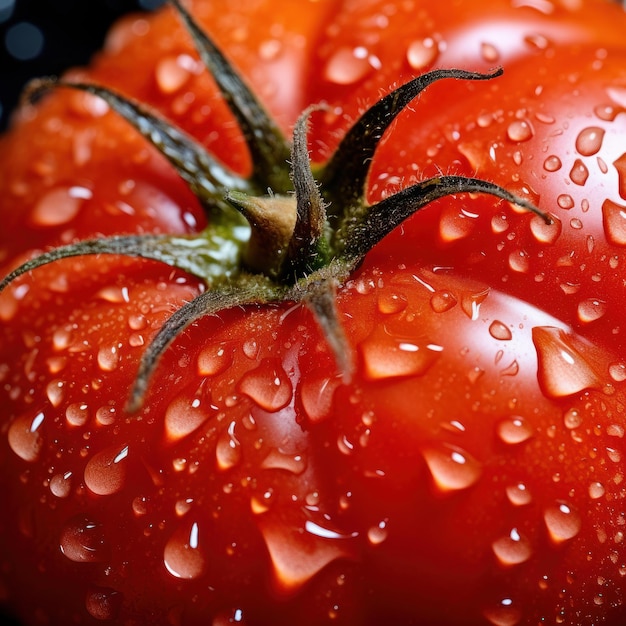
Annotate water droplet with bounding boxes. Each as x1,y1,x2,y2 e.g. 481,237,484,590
84,444,129,496
97,344,120,372
460,288,490,320
532,326,600,398
300,374,340,424
609,362,626,382
406,37,439,69
492,528,532,566
377,290,408,315
261,448,306,475
164,521,205,580
506,482,532,506
530,213,561,244
557,194,575,210
575,127,605,156
360,326,442,380
430,290,457,313
30,187,83,226
7,411,45,462
438,207,477,242
589,481,606,499
85,586,122,621
165,396,211,442
569,159,589,186
594,103,624,121
216,421,242,471
602,198,626,245
563,408,582,429
197,342,232,376
497,417,533,445
60,516,108,562
46,379,66,407
544,501,581,543
543,155,562,172
577,298,607,323
508,250,530,273
212,608,246,626
324,46,375,85
238,359,292,412
614,153,626,200
484,597,522,626
480,42,500,62
489,321,512,341
367,519,389,545
507,119,534,142
422,444,482,492
155,55,192,94
66,402,89,427
50,471,73,498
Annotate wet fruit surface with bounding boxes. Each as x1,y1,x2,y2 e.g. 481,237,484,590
2,0,626,625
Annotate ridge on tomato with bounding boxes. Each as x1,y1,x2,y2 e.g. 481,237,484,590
1,0,626,625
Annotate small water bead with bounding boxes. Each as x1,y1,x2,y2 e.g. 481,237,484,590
377,290,408,315
165,396,212,442
50,471,73,498
163,521,205,580
7,411,45,462
30,187,83,227
216,422,242,471
506,483,532,506
543,155,562,172
569,159,589,186
508,250,530,273
491,214,509,234
544,501,581,543
594,103,624,121
97,344,120,372
492,528,532,566
530,213,561,244
575,127,605,156
430,290,457,313
300,374,341,424
483,598,522,626
262,448,307,475
155,55,193,94
367,519,389,545
489,321,512,341
212,608,246,626
46,379,66,408
557,194,575,210
507,119,534,143
497,417,533,445
85,586,122,621
59,517,108,562
406,37,439,70
324,46,376,85
96,406,116,426
589,482,606,499
532,326,600,398
480,42,500,63
66,402,89,427
238,359,292,412
84,444,129,496
197,342,232,376
577,298,607,323
609,362,626,382
563,408,583,430
422,444,482,492
602,199,626,245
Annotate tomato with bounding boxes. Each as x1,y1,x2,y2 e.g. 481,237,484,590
1,0,626,625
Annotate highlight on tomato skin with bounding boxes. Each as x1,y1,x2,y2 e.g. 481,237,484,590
1,1,626,625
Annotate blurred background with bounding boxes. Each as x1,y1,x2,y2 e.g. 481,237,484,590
0,0,166,132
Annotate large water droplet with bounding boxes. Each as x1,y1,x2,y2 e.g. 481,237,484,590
85,586,122,621
575,126,605,156
543,501,581,543
300,374,340,424
497,417,533,445
532,326,600,398
261,447,307,475
577,298,607,323
367,519,389,545
155,55,192,94
7,411,45,462
422,444,482,492
602,198,626,245
324,46,376,85
197,342,232,376
238,359,292,412
430,290,457,313
406,37,438,70
46,379,66,408
50,471,73,498
164,521,205,580
483,598,522,626
460,288,490,320
530,213,561,244
360,325,442,381
569,159,589,186
84,444,129,496
60,516,108,562
505,482,532,506
97,344,120,372
492,528,532,566
66,402,89,427
216,421,242,471
165,396,212,442
543,155,562,172
489,321,512,341
30,187,83,226
507,119,534,143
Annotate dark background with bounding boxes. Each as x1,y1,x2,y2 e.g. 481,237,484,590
0,0,166,132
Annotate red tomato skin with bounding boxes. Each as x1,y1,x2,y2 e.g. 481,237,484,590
1,0,626,625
